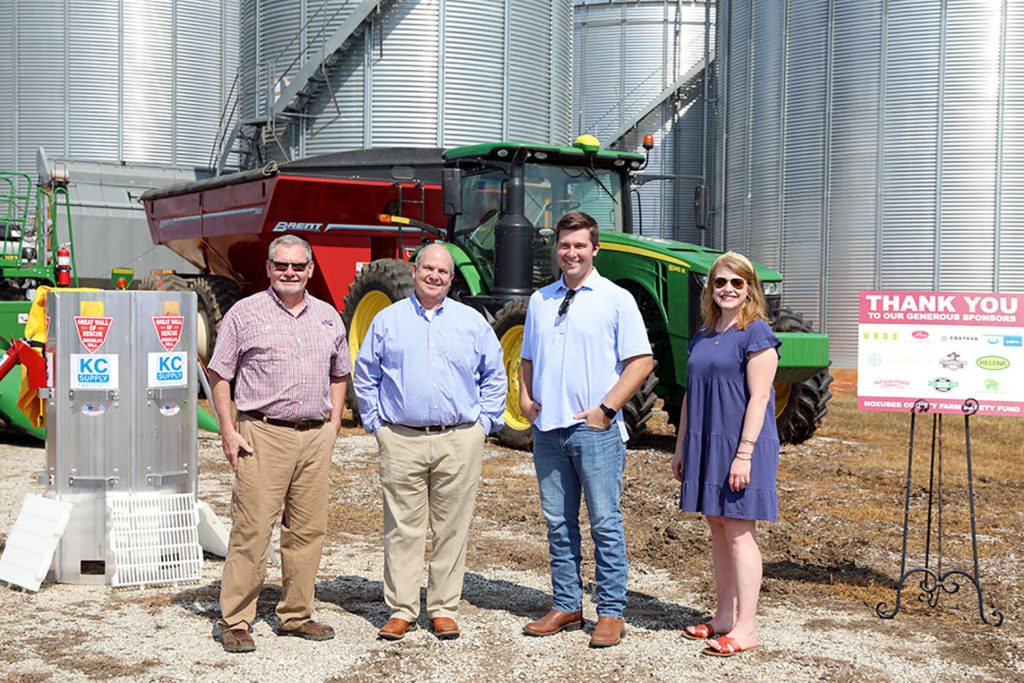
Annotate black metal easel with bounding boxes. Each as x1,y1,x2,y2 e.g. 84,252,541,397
875,398,1003,626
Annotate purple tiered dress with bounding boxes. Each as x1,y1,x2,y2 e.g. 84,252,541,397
679,319,782,521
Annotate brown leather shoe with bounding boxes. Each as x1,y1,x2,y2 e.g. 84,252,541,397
589,616,625,648
277,620,335,641
220,627,256,653
523,609,583,636
431,617,460,640
378,617,418,640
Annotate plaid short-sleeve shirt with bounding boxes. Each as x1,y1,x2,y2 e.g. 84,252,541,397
208,288,351,421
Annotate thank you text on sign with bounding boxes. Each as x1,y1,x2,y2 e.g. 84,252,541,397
857,291,1024,416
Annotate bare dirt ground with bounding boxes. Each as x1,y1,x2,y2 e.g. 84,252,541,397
0,392,1021,682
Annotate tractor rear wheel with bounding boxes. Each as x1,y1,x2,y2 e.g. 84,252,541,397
341,259,416,422
623,360,659,444
192,275,243,364
491,298,532,450
772,307,833,444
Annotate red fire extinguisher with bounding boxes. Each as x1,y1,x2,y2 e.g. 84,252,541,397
56,243,71,287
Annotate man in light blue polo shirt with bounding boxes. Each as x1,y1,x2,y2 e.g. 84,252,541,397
518,211,653,648
353,243,507,642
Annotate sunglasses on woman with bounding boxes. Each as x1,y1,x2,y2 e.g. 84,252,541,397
712,277,746,290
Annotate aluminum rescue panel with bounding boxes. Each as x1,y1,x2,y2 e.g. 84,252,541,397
43,290,198,583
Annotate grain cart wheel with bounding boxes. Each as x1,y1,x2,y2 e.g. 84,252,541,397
340,259,415,422
491,298,533,450
771,307,834,444
623,360,659,444
191,275,243,364
138,272,192,294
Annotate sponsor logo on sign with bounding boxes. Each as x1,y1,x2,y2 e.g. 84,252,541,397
152,315,184,351
874,378,909,389
148,352,187,387
976,355,1010,371
985,379,1000,391
862,331,899,341
71,354,118,389
985,335,1001,345
1004,335,1022,347
867,353,882,367
928,377,958,393
940,335,978,343
939,352,966,370
272,221,323,232
912,330,929,339
74,316,113,353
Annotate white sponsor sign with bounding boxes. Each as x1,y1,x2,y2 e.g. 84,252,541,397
70,354,118,390
148,352,188,387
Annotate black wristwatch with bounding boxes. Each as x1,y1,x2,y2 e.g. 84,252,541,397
599,403,616,420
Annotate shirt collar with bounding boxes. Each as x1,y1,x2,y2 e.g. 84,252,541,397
411,293,447,318
556,267,601,294
266,287,309,315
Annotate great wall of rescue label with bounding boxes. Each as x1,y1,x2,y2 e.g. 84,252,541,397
858,290,1024,416
74,316,113,353
152,315,184,352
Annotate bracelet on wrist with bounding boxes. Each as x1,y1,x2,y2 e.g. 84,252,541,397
734,453,752,461
739,437,757,446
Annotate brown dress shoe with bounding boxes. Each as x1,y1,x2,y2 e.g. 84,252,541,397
277,620,335,641
431,617,460,640
589,616,625,648
378,617,417,640
220,627,256,653
523,609,583,636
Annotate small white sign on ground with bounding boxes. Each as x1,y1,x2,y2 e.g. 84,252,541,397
0,494,74,592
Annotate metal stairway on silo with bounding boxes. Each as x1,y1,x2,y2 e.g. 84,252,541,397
210,0,395,176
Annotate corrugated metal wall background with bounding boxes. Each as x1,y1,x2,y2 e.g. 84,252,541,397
715,0,1024,367
245,0,572,162
0,0,239,172
573,0,713,242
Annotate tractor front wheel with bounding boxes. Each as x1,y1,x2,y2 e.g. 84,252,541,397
491,298,533,450
771,307,834,444
340,259,416,422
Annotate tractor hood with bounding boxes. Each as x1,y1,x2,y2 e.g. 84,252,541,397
598,232,783,282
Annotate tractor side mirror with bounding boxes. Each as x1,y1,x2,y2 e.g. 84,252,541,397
442,168,463,216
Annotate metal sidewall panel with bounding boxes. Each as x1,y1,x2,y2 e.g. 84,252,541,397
715,0,1024,367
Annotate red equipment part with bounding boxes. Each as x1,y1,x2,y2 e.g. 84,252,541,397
0,339,48,388
56,243,72,287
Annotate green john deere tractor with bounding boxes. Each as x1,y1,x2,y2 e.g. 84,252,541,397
342,138,832,449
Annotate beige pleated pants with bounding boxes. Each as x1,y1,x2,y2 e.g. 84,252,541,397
377,421,486,621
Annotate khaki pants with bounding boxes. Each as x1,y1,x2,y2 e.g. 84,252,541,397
377,422,486,621
219,415,336,631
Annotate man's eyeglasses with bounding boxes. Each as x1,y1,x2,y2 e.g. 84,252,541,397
558,288,577,317
271,261,310,272
712,277,746,290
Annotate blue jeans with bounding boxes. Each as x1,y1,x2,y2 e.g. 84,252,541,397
532,423,628,617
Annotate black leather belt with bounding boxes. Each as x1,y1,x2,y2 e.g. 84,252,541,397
394,422,473,433
242,410,327,431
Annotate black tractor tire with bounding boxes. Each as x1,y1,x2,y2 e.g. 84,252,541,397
771,307,834,444
623,360,659,444
491,298,533,450
138,272,191,294
192,275,244,364
340,259,416,422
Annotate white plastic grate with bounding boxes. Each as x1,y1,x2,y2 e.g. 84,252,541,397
107,493,202,588
0,494,73,592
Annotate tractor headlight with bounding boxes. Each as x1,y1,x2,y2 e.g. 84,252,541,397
762,281,781,297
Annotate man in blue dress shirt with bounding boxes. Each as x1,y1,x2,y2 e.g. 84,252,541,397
353,243,507,642
518,211,653,648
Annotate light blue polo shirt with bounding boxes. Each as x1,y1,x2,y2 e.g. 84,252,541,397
521,268,652,441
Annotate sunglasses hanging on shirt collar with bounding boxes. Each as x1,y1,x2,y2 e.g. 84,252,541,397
558,288,577,317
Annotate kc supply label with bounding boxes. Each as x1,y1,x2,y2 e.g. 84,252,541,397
858,291,1024,416
148,352,188,387
70,354,119,390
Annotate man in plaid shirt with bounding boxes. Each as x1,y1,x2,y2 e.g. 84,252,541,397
208,234,350,654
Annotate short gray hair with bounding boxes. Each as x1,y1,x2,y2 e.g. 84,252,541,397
268,234,313,262
414,242,455,271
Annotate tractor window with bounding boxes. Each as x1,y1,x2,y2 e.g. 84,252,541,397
451,169,506,289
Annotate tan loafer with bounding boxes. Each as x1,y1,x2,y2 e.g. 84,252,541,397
378,617,417,640
589,616,625,648
523,609,583,636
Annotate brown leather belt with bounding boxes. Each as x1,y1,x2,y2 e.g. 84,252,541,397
242,410,327,431
394,422,473,434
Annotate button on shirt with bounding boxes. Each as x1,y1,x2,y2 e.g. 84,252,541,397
353,294,507,435
521,268,651,439
208,288,351,421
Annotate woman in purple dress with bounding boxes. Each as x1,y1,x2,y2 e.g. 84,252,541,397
671,251,781,657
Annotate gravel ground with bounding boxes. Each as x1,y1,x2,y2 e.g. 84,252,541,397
0,425,1020,682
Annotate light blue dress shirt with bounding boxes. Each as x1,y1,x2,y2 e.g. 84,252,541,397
521,268,652,440
353,294,508,435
